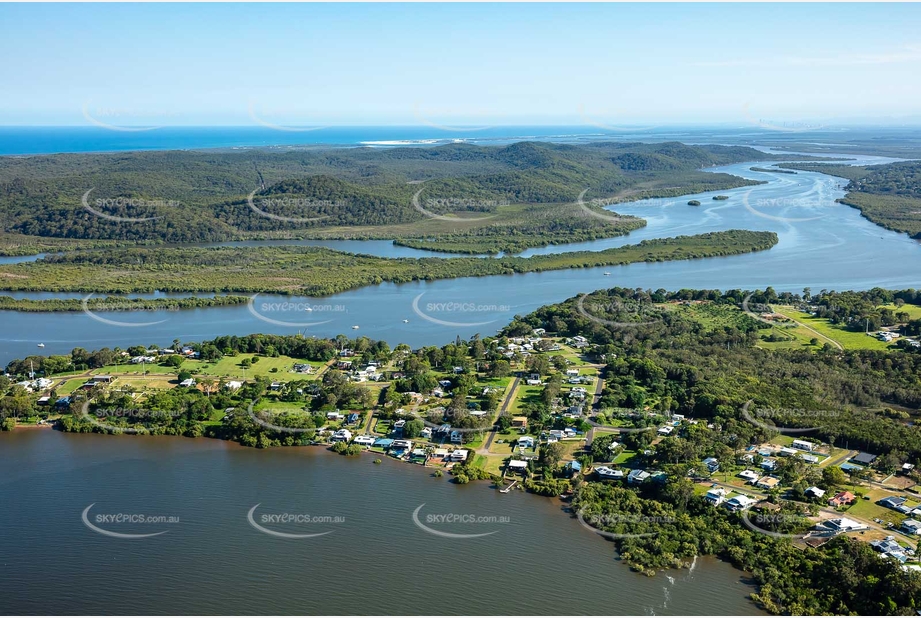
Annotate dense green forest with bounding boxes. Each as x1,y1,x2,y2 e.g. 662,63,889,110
0,230,777,296
506,287,921,458
0,141,779,250
783,161,921,238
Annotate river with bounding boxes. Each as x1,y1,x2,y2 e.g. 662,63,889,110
1,152,917,365
0,429,762,615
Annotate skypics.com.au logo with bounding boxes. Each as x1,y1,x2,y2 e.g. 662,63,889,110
81,503,178,539
576,510,676,540
247,504,344,539
410,186,498,222
81,189,176,223
411,504,509,539
740,400,841,435
79,401,185,434
411,293,510,328
246,191,333,224
81,293,176,328
247,295,346,328
575,294,660,329
247,102,327,133
741,190,825,223
81,102,179,132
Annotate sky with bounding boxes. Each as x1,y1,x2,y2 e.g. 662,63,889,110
1,2,920,127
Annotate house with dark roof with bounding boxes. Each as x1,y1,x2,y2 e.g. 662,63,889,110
851,452,878,466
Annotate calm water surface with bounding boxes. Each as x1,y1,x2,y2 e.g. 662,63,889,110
0,430,761,615
0,153,918,364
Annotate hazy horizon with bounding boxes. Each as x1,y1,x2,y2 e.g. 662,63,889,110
2,3,920,128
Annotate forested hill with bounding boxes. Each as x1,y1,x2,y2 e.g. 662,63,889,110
0,141,776,244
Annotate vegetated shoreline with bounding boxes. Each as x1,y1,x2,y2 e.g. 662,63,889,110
779,162,921,241
0,294,250,313
6,285,921,615
0,141,788,257
0,230,779,301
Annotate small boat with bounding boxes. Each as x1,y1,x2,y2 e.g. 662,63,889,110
403,319,410,323
352,325,360,330
37,343,45,348
603,272,611,276
305,306,312,312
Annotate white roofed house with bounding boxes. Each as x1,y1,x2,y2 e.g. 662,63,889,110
725,495,757,512
705,487,728,506
738,469,760,482
595,466,624,480
805,486,826,499
330,429,352,443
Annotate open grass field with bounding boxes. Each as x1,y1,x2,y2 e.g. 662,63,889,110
846,489,915,525
509,385,542,415
880,303,921,320
773,307,893,351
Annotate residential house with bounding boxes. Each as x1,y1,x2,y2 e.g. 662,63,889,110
508,460,529,473
595,466,624,480
421,427,433,439
326,411,344,421
738,470,760,483
372,438,394,449
449,449,469,462
828,491,857,507
511,416,528,428
705,487,729,506
760,458,778,471
702,457,720,473
823,517,868,533
851,452,878,466
805,486,826,499
657,426,674,436
756,476,781,490
179,378,196,388
565,460,582,474
627,469,651,484
879,496,907,510
791,439,815,452
450,430,464,444
517,436,535,450
330,429,352,443
725,495,757,512
902,519,921,535
353,435,376,447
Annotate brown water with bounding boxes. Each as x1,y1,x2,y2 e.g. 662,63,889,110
0,430,763,615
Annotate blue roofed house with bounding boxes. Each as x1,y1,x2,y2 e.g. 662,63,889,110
702,457,719,473
565,460,582,474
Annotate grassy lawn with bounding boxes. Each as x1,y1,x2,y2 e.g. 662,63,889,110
774,307,893,351
846,490,909,525
509,385,542,415
612,450,638,465
880,303,921,320
90,362,176,376
189,355,312,379
56,378,85,395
